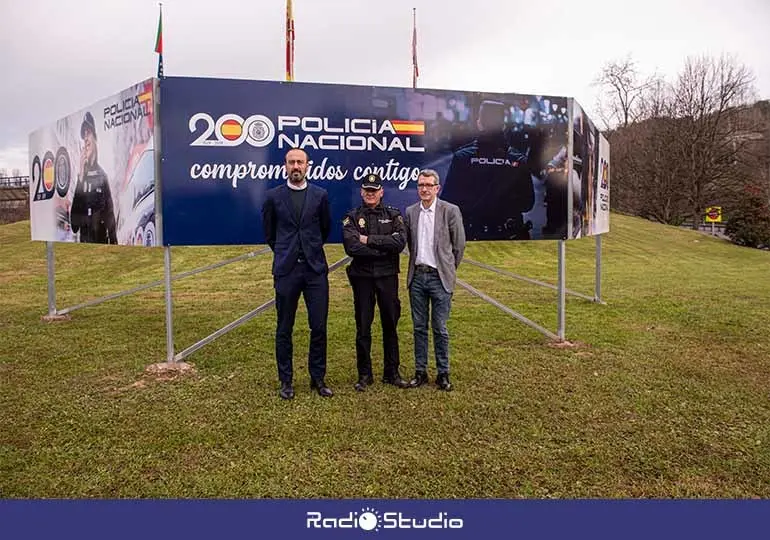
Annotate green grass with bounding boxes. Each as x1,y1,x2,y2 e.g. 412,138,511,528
1,214,769,498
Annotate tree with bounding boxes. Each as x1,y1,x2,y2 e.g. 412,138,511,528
671,54,758,226
724,186,770,248
597,54,763,230
593,56,660,129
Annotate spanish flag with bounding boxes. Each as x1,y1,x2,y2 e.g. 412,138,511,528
286,0,295,81
391,120,425,136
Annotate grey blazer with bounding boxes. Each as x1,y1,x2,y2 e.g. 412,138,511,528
404,198,466,294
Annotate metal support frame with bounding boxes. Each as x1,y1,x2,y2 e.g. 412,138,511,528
168,255,353,364
50,248,269,316
46,242,56,316
456,279,560,341
462,257,595,303
594,234,603,304
459,236,605,343
164,246,174,363
557,239,566,340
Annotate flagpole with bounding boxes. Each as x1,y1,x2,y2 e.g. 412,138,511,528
155,2,164,78
412,7,418,89
286,0,294,81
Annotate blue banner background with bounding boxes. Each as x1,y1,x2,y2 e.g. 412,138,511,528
159,76,571,246
1,499,767,540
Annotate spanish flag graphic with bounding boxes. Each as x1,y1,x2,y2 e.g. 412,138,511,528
390,120,425,136
43,157,55,191
220,119,243,141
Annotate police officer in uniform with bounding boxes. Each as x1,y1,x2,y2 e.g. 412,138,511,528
342,173,410,391
70,111,116,244
441,100,535,240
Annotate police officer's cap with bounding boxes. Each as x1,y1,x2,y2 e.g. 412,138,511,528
361,173,383,190
81,112,97,140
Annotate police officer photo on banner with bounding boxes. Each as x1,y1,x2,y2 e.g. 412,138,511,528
28,78,158,246
70,111,116,243
387,89,572,241
342,173,409,392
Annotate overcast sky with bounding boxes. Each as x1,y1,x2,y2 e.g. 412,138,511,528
1,0,769,175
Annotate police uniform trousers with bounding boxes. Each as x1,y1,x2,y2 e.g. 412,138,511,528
348,273,401,379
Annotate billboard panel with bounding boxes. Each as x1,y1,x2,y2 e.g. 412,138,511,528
29,78,158,246
570,101,610,238
159,76,572,246
593,132,611,235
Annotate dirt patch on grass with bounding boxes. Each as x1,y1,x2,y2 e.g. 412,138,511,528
114,362,198,393
548,340,590,350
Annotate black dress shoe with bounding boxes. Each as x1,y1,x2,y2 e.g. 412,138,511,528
382,372,410,388
409,370,429,388
279,381,294,400
436,373,452,391
310,379,334,397
354,374,374,392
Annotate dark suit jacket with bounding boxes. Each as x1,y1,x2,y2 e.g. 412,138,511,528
261,183,331,277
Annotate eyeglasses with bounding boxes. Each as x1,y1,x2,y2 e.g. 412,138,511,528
417,183,437,189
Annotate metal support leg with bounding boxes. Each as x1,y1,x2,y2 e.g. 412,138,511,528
557,240,566,341
163,246,175,363
594,234,602,304
46,241,56,316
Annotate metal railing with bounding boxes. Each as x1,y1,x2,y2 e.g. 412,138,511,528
0,176,30,188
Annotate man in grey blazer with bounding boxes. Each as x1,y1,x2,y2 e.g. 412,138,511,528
404,168,466,391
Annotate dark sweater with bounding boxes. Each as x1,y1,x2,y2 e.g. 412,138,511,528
289,185,307,260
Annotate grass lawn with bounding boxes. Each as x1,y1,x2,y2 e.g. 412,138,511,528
1,213,769,498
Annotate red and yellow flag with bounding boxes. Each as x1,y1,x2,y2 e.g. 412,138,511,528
286,0,295,81
391,120,425,136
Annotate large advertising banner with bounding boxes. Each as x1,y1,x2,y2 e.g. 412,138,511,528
29,78,158,246
570,101,610,238
159,76,572,246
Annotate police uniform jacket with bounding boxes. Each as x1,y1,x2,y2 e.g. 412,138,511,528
70,161,116,244
441,133,535,230
342,202,406,278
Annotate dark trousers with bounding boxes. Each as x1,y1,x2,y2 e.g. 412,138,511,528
348,273,401,379
274,262,329,383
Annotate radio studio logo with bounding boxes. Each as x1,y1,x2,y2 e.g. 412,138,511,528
306,506,464,531
189,113,425,153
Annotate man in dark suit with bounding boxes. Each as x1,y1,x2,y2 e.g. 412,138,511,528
404,168,466,391
261,149,333,399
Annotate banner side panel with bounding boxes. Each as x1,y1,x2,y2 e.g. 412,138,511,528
29,77,158,246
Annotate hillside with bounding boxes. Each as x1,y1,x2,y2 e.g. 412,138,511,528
1,213,768,498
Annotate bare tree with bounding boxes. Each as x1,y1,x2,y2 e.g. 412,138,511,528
671,54,757,225
593,55,660,129
601,53,762,229
609,113,690,225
